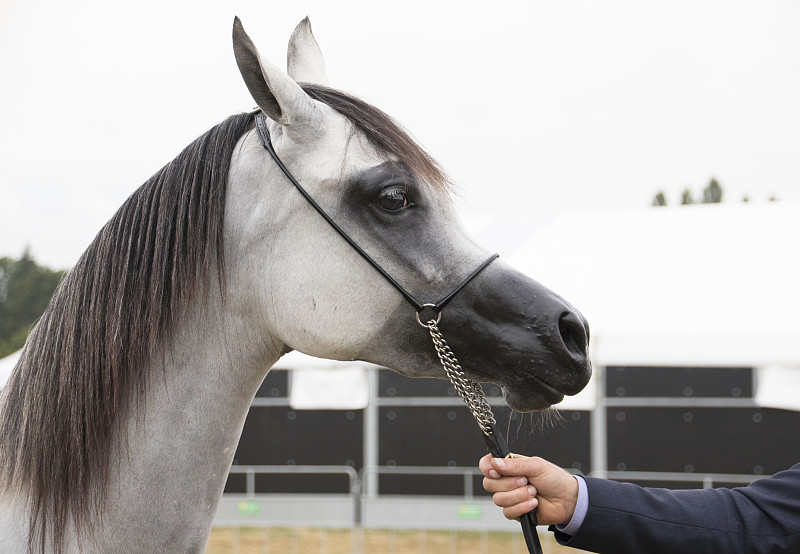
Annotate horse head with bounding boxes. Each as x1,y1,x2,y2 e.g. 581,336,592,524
229,17,591,412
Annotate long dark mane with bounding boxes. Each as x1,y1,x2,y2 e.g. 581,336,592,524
0,112,253,552
0,87,447,553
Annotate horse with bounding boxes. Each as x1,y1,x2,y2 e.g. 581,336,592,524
0,17,591,553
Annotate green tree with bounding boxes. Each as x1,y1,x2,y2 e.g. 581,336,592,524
680,188,694,205
652,191,667,207
702,178,723,203
0,249,66,358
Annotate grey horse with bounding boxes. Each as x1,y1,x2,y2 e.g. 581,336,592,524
0,18,590,553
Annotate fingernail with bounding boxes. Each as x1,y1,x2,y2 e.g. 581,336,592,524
528,486,536,497
516,477,527,487
494,458,506,469
528,498,537,508
489,470,500,479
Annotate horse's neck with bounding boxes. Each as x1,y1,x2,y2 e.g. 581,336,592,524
92,299,278,551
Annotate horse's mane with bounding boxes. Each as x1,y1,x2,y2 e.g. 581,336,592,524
0,111,253,552
0,86,447,553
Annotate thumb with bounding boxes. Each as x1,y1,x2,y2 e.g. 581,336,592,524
489,455,532,476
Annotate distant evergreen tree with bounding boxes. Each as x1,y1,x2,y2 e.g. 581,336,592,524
702,178,723,203
680,188,694,205
0,249,66,358
652,191,667,207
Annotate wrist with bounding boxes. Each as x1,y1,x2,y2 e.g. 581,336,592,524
565,474,579,520
558,475,588,535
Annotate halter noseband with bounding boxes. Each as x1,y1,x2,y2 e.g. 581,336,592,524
253,112,498,321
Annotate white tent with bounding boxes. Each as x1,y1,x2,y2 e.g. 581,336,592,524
502,202,800,410
273,350,374,410
0,347,372,408
4,203,797,408
0,349,22,390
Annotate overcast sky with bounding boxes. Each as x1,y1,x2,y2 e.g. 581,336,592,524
1,0,798,269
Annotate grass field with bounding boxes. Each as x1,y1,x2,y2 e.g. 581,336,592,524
206,527,588,553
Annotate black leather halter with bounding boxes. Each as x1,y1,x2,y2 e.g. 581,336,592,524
253,112,498,320
254,111,542,554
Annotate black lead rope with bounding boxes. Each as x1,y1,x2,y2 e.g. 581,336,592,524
255,112,541,553
483,423,543,554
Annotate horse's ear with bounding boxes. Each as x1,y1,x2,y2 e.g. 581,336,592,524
232,17,319,127
287,17,329,85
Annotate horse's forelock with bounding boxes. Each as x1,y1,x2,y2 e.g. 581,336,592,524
302,84,454,195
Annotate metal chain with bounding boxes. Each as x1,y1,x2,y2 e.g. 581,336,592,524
421,318,496,435
421,316,543,554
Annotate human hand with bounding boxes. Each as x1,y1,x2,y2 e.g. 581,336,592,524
479,454,579,526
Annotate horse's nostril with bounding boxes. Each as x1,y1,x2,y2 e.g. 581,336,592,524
558,311,588,357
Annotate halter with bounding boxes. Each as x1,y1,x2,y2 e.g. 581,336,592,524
255,111,542,554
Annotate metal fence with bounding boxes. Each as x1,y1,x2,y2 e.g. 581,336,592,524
215,463,765,530
211,364,781,552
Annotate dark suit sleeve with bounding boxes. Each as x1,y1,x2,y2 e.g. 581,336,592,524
552,463,800,554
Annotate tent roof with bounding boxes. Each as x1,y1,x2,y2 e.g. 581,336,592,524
504,203,800,367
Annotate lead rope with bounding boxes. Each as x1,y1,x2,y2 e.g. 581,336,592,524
419,315,544,554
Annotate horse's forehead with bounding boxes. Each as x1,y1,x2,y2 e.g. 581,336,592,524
340,140,399,181
299,110,397,186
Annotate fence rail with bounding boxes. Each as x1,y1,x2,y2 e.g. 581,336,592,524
227,465,359,497
215,463,766,531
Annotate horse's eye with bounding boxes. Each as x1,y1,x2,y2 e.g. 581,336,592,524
379,186,411,211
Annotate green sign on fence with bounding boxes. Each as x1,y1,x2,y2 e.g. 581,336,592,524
237,500,262,515
456,504,482,519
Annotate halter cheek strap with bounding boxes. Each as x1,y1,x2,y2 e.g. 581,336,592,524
254,112,498,317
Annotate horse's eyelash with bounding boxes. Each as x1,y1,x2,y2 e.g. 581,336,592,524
379,183,411,198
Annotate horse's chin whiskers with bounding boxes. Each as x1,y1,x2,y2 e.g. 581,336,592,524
502,402,565,446
534,407,565,434
514,406,565,438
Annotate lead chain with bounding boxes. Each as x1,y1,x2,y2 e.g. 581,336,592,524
421,316,540,554
422,318,496,435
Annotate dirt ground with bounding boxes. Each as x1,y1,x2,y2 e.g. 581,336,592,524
206,527,591,553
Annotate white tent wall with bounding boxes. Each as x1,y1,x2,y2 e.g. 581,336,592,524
505,203,800,411
5,203,796,403
4,203,796,399
273,350,373,410
0,349,22,390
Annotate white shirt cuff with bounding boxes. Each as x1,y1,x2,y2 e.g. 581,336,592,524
555,474,588,536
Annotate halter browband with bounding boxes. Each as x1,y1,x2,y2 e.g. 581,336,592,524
254,112,498,318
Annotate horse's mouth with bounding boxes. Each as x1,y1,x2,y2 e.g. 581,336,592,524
501,374,568,413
